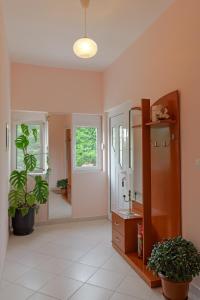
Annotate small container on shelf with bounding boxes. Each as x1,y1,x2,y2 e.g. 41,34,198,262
137,223,143,258
151,104,170,122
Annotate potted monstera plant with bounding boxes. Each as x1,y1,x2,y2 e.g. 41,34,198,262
8,123,49,235
148,236,200,300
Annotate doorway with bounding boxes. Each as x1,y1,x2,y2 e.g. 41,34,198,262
110,113,129,213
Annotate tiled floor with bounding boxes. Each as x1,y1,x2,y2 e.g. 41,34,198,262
0,219,193,299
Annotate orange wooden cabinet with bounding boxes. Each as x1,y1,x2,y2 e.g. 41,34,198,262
112,211,160,287
111,91,181,288
112,210,142,253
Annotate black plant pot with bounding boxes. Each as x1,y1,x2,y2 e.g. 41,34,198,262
12,208,35,236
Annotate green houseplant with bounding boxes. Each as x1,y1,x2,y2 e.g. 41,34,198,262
56,178,68,190
148,236,200,300
8,123,49,235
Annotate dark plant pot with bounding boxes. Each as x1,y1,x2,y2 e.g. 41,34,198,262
159,273,191,300
12,208,35,236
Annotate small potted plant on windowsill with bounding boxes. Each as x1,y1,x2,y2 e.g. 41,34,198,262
148,236,200,300
8,124,49,236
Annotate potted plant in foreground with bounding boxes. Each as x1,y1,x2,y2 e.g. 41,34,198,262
148,236,200,300
8,123,49,235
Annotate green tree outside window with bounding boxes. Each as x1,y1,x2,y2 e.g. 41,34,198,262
75,127,97,167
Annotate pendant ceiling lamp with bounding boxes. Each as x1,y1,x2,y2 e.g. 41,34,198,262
73,0,98,59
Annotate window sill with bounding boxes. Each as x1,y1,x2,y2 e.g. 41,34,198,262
29,172,47,176
73,167,102,174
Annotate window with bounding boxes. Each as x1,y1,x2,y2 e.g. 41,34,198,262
75,127,97,168
16,123,46,173
73,114,102,171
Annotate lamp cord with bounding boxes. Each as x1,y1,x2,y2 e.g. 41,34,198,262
84,7,87,37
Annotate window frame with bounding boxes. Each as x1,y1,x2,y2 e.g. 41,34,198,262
72,114,102,172
12,120,47,175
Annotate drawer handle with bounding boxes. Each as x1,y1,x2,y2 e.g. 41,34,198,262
115,237,120,242
114,221,119,226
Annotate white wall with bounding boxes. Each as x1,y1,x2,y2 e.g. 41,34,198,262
0,0,11,277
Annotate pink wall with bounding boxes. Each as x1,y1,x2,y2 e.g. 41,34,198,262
0,0,10,277
11,64,107,220
12,63,103,114
72,172,107,218
104,0,200,248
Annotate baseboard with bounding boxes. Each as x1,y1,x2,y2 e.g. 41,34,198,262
35,215,109,226
189,283,200,300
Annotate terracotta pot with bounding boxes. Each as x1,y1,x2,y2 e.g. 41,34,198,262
159,273,191,300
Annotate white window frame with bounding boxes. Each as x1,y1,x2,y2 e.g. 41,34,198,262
72,114,102,172
12,121,48,175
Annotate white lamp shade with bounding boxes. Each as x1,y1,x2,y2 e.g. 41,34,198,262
73,37,98,59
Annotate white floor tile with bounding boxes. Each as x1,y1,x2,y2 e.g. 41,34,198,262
16,269,54,291
18,252,52,268
28,292,58,300
79,244,114,268
88,269,125,291
53,235,99,252
61,262,97,282
0,279,11,290
110,292,140,300
3,260,31,282
35,257,73,275
39,276,83,299
69,283,113,300
1,220,164,300
102,254,133,275
0,281,34,300
36,242,86,261
117,276,152,300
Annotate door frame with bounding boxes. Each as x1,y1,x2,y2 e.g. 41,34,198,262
107,100,133,220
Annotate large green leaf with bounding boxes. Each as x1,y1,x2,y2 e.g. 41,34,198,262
32,128,38,142
21,124,30,136
15,134,29,150
8,189,25,217
20,207,29,217
33,176,49,204
10,170,27,189
8,207,16,218
24,154,37,172
26,193,37,206
8,189,25,207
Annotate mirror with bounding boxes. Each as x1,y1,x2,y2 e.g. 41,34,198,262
48,113,72,219
129,108,143,204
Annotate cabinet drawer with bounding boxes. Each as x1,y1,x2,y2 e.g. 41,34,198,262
112,229,125,252
112,212,125,235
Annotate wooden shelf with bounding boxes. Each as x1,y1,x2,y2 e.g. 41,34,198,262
112,92,180,289
145,119,176,127
113,244,161,288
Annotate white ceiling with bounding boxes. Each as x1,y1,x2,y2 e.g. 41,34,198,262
3,0,174,71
